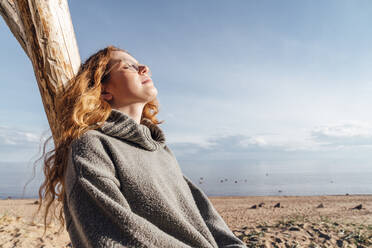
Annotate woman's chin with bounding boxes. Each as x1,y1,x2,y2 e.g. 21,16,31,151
141,93,157,104
148,87,158,99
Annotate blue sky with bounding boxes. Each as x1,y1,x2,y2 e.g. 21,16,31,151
1,0,372,182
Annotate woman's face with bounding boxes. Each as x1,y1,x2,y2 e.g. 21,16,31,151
101,50,157,108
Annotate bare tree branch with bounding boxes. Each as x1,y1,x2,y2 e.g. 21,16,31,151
0,0,28,56
0,0,81,143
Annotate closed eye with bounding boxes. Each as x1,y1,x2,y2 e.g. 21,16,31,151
122,62,139,71
130,64,139,70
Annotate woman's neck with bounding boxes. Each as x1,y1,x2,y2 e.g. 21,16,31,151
112,103,145,124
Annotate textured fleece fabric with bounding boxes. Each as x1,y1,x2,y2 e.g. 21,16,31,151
63,109,247,248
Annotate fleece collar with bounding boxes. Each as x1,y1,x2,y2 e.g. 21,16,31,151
97,108,166,151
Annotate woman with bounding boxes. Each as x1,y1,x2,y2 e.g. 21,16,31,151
35,45,247,248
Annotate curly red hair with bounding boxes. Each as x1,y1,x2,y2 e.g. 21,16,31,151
29,45,164,237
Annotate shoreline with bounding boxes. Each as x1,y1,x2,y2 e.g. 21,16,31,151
2,193,371,200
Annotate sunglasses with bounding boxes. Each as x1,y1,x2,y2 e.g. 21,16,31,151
102,59,152,81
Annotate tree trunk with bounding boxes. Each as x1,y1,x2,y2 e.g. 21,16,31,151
0,0,81,143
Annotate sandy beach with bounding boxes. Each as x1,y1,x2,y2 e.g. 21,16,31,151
0,195,371,247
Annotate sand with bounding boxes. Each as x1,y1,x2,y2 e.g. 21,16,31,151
211,195,372,248
0,195,371,247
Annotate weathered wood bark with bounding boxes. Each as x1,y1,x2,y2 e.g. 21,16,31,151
0,0,80,143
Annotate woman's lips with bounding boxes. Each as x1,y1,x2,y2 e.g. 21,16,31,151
142,78,152,84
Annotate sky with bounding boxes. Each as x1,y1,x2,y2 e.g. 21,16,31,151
1,0,372,195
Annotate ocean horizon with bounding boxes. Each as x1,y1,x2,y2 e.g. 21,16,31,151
1,160,371,199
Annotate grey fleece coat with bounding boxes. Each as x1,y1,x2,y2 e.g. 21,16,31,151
63,109,247,248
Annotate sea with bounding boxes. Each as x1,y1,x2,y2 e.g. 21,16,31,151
1,160,371,199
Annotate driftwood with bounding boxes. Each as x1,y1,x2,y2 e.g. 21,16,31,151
0,0,81,142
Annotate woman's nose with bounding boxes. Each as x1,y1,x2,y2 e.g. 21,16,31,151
140,65,151,77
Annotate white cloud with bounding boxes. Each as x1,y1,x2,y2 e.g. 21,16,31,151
311,121,372,146
238,132,322,152
0,126,46,162
312,121,372,138
240,136,267,147
0,126,44,146
168,120,372,162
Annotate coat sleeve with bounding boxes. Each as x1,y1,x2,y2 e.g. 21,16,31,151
183,175,247,248
64,134,191,248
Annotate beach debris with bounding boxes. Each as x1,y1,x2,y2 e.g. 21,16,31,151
274,237,282,243
314,228,331,240
274,203,280,208
232,230,244,238
351,204,363,210
316,203,324,208
258,202,265,207
33,200,39,205
311,227,331,240
336,239,343,247
288,226,300,231
256,224,268,231
247,235,259,242
250,205,257,209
